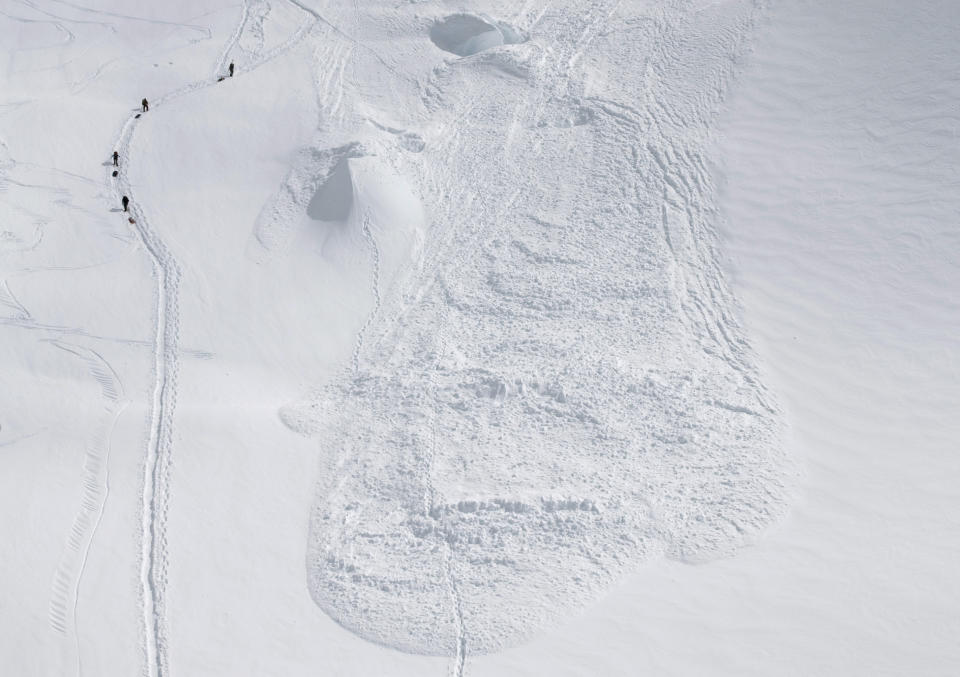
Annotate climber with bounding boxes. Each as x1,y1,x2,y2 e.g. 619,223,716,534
141,98,149,112
112,151,119,167
121,195,129,212
229,62,235,77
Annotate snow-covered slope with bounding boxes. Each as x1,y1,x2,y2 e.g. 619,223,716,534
1,1,956,676
472,2,960,676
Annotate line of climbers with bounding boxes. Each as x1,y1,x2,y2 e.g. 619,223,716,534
114,62,234,215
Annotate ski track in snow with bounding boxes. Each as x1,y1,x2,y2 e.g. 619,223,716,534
45,340,128,677
108,4,320,676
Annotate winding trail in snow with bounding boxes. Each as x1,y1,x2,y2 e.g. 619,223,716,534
107,4,319,675
113,108,181,677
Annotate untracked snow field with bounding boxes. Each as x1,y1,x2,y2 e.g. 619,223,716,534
1,1,957,676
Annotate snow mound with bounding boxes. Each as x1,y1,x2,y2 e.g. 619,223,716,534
429,14,525,57
252,142,364,254
318,156,423,282
253,136,422,314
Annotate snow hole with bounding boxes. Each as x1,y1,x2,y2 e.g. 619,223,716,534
429,14,525,57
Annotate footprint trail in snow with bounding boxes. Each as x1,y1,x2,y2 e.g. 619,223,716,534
116,3,322,675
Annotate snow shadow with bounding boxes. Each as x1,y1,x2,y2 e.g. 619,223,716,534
307,158,353,222
429,14,525,57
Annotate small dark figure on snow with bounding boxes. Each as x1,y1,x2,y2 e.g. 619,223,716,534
229,62,235,77
112,151,119,167
141,98,149,112
122,195,129,212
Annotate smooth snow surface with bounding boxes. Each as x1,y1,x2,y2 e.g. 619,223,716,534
1,0,957,676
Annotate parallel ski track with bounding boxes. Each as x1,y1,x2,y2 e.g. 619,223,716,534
109,6,319,676
45,340,128,677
